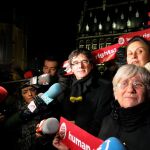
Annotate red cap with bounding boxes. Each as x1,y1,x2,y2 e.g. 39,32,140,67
24,70,33,79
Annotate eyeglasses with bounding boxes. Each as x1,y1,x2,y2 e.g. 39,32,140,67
117,80,145,90
71,60,90,67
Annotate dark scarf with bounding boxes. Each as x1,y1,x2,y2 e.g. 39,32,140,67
111,101,150,131
69,72,93,103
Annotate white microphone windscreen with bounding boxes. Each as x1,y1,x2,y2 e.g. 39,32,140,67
42,117,59,134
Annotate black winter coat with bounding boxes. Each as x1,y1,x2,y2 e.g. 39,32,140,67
98,101,150,150
59,71,114,136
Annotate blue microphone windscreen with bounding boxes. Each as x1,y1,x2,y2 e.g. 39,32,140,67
41,83,62,105
45,83,62,98
97,137,126,150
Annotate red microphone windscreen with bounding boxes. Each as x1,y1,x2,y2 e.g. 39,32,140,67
24,70,33,79
0,86,8,102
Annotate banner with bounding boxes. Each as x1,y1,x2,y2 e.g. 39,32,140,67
118,28,150,46
62,28,150,67
92,28,150,64
92,43,121,64
59,117,103,150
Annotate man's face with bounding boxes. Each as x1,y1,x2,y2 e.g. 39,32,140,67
70,53,93,80
21,86,37,104
43,60,58,76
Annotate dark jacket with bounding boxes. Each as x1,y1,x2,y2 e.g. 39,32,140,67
58,70,114,136
2,93,59,150
98,101,150,150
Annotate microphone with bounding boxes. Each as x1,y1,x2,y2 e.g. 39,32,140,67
0,78,29,84
5,83,63,126
30,74,50,85
1,73,50,86
24,83,63,117
0,86,8,103
97,137,126,150
36,117,59,135
40,83,62,105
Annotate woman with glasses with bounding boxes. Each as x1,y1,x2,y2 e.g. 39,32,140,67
98,64,150,150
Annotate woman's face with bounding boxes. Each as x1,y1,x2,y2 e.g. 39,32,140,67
21,86,37,104
71,53,93,80
114,75,146,108
127,41,150,67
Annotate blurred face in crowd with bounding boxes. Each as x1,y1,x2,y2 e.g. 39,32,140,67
21,86,37,104
127,41,150,67
70,53,93,80
43,60,58,76
114,75,146,108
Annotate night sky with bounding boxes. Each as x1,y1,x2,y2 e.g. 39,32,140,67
20,1,84,62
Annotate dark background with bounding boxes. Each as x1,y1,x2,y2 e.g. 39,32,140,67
0,1,84,63
19,1,84,61
2,0,146,67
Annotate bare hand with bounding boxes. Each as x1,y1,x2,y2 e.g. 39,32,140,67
52,132,69,150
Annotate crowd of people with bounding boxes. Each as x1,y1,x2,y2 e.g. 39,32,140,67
0,35,150,150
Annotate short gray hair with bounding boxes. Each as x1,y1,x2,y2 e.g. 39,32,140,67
113,64,150,99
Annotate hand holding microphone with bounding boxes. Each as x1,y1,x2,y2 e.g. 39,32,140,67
37,118,126,150
19,83,63,121
36,117,68,149
36,117,59,135
36,117,59,143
